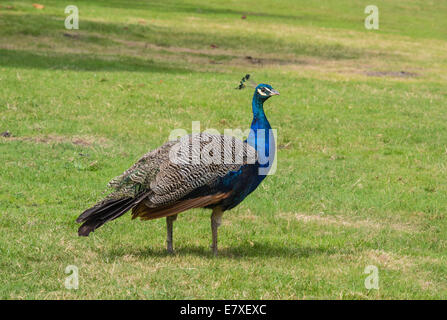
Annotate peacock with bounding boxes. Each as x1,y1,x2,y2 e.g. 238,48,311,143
76,76,279,255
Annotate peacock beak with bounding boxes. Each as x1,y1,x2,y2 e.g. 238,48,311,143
270,89,280,96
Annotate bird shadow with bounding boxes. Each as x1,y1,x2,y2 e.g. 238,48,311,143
103,242,351,260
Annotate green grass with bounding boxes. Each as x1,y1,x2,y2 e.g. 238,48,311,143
1,0,447,299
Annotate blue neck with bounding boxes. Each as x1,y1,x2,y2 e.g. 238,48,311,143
250,95,271,132
246,94,275,177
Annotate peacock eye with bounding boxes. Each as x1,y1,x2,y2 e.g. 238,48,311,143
261,88,266,92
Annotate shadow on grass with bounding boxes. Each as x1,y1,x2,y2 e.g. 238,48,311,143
104,242,350,260
0,48,190,73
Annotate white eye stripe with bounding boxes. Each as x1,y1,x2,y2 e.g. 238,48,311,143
257,88,267,96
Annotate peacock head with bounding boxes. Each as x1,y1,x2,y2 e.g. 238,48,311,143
236,75,279,102
254,83,280,102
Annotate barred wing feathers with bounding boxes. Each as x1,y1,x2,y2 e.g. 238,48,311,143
147,133,256,205
107,133,256,206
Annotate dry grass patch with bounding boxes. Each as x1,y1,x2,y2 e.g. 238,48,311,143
364,249,415,272
279,212,417,233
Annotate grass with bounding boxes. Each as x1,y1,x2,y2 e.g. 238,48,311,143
1,0,446,299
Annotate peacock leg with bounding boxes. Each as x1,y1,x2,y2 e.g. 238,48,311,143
166,214,177,253
211,207,224,256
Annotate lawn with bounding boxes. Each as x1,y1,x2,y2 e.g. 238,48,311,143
0,0,446,299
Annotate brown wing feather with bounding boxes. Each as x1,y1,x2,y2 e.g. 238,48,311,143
132,192,231,221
